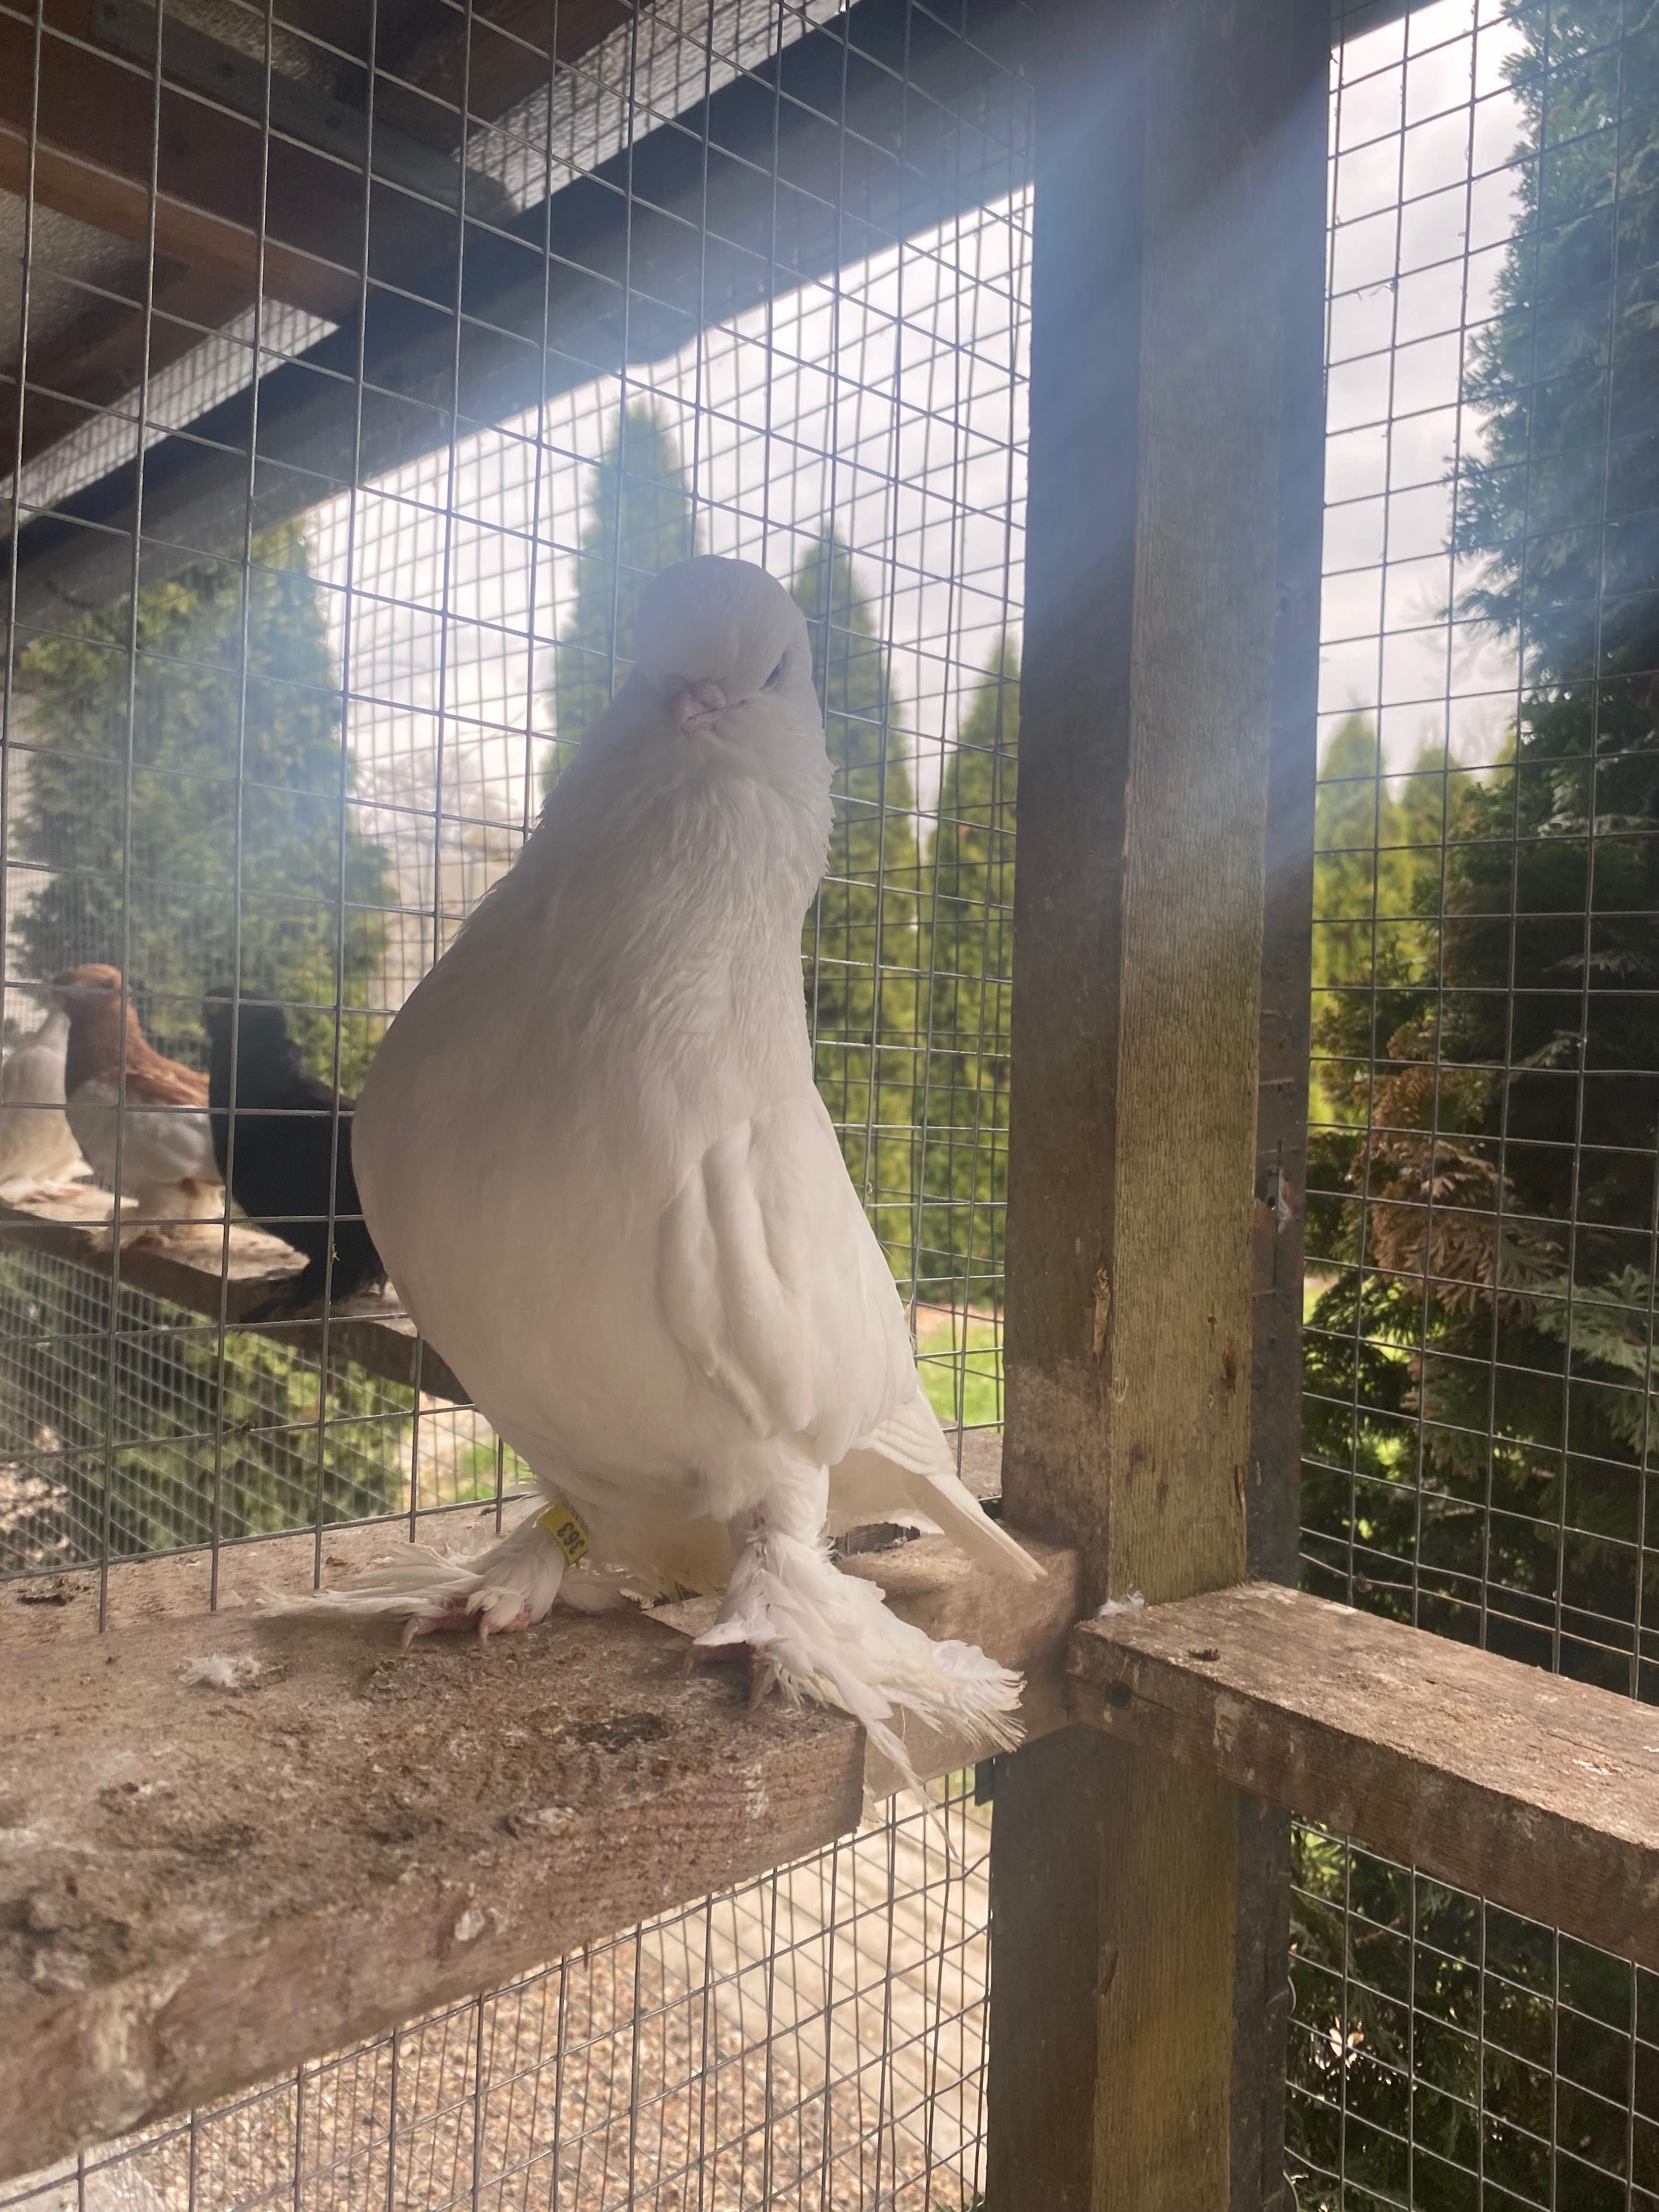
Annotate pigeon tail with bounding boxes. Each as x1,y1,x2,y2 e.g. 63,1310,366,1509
693,1518,1024,1805
257,1507,618,1639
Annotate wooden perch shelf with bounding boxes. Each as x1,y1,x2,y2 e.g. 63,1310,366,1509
0,1529,1077,2183
1073,1583,1659,1975
6,1547,1653,2186
0,1188,470,1403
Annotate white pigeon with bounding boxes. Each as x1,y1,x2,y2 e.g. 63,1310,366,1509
0,1004,86,1199
303,555,1042,1784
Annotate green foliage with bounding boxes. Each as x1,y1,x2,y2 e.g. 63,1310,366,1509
1310,714,1449,1125
543,402,698,783
917,642,1017,1314
11,522,391,1087
5,528,404,1561
1454,0,1659,679
792,532,921,1288
1302,0,1659,1699
1285,1824,1644,2207
0,1237,411,1573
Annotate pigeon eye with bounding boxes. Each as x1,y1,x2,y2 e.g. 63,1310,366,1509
764,656,786,690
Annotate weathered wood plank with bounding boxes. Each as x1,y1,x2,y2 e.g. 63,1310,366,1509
985,0,1328,2202
0,1191,469,1403
0,1605,860,2182
1072,1583,1659,1973
0,1531,1075,2180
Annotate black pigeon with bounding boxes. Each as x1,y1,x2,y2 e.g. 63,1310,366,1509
204,991,385,1322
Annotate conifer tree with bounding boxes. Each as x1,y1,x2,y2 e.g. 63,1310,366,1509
5,524,407,1561
918,639,1017,1307
791,532,920,1286
544,402,697,780
1302,0,1659,1695
1310,714,1448,1126
12,522,391,1083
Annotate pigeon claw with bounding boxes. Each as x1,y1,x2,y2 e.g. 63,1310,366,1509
397,1593,533,1649
747,1649,778,1711
682,1636,776,1710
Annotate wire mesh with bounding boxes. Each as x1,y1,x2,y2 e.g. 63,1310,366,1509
1288,1822,1659,2210
2,0,1026,2205
1293,0,1659,2200
0,1778,992,2212
0,0,1033,1590
8,0,1652,2199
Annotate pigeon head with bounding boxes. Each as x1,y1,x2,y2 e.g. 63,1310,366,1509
631,557,819,759
53,963,125,1010
202,989,290,1054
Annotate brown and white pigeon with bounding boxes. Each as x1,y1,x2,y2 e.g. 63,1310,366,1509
55,965,221,1235
291,557,1041,1789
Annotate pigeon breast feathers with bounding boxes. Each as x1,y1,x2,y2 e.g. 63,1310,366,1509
54,965,219,1214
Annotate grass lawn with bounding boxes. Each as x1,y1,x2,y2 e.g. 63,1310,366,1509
915,1305,1003,1430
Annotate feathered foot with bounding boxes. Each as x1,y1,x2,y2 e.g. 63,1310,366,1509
261,1509,574,1642
692,1517,1024,1798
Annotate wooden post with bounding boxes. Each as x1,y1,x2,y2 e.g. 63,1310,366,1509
985,0,1327,2203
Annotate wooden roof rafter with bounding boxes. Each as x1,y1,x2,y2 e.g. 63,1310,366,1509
0,0,627,476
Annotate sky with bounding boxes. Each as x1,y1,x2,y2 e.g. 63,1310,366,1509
1319,0,1530,775
297,0,1533,974
3,0,1538,995
302,183,1031,901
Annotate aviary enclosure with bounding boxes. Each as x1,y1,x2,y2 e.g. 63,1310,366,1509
0,0,1655,2204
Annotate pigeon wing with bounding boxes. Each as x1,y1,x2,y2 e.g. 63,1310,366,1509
113,1100,220,1190
658,1091,1042,1582
658,1090,915,1470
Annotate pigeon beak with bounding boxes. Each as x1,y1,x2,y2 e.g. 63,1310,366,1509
673,681,727,737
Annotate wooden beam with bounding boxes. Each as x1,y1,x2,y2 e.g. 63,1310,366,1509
0,127,363,320
0,1190,470,1403
388,0,631,144
983,0,1328,2205
0,0,543,330
0,0,630,487
3,0,1029,631
0,0,386,319
1,265,258,469
0,1528,1076,2180
0,1605,865,2182
1071,1583,1659,1976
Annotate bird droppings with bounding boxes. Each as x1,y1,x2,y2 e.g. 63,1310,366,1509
501,1805,578,1838
15,1579,83,1609
1094,1592,1147,1618
452,1907,488,1945
574,1712,670,1753
179,1654,272,1693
